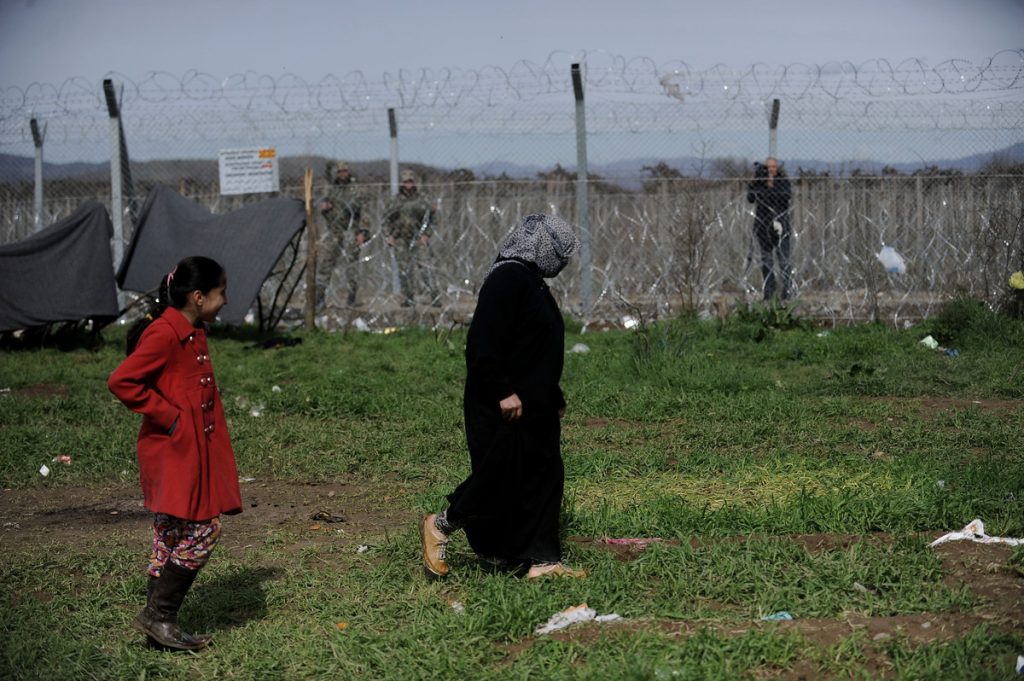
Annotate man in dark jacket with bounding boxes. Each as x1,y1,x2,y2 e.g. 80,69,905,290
746,157,793,301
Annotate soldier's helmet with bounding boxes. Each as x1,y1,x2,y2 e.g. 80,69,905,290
335,161,351,173
400,169,417,183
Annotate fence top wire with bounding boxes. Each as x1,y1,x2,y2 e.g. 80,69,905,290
2,50,1022,145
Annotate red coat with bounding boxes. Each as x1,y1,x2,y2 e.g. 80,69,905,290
109,307,242,521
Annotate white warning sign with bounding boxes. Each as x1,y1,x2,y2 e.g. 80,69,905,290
218,147,280,195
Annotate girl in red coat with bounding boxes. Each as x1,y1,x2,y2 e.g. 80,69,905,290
109,255,242,650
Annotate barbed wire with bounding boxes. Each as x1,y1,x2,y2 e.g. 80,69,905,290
2,51,1022,146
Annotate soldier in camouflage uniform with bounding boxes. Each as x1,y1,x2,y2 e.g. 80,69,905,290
384,169,439,307
318,161,368,308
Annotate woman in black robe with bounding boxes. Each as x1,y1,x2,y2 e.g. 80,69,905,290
420,213,584,580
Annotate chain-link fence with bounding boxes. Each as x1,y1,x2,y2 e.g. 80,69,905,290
2,51,1023,326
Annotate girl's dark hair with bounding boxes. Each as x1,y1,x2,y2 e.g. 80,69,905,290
126,256,226,355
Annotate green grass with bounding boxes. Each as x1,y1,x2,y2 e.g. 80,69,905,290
1,302,1022,679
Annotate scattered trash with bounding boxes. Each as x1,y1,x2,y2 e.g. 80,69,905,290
450,600,465,614
51,455,72,465
944,348,960,358
249,403,264,417
603,537,662,550
335,621,348,631
271,385,282,393
0,387,10,395
919,335,939,350
936,480,946,489
876,245,907,274
352,317,371,332
535,603,622,635
816,330,830,338
1016,654,1023,674
569,343,590,354
772,219,783,236
310,511,347,523
357,545,369,554
1009,271,1024,290
621,315,639,330
38,464,50,477
239,476,257,483
872,632,892,642
761,611,794,621
930,518,1024,548
309,523,322,531
109,510,119,515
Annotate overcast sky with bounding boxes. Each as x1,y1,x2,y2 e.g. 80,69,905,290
1,0,1022,86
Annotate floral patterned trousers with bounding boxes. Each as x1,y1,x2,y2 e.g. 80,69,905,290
147,513,221,577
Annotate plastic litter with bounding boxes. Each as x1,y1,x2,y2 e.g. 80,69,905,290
1009,271,1024,290
936,480,946,489
761,611,794,621
38,464,50,477
271,385,282,393
52,455,72,465
352,317,371,332
621,315,639,330
930,518,1024,548
944,348,960,357
569,343,590,354
876,245,907,274
816,330,830,338
1016,655,1023,674
239,476,256,483
919,335,939,350
357,545,369,554
450,600,465,614
535,603,622,635
772,220,783,236
249,403,264,417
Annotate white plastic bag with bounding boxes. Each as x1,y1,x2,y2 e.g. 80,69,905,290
876,246,907,274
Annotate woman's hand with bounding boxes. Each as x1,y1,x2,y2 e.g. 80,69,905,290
499,393,523,421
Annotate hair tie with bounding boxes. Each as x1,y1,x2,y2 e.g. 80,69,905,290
166,266,177,289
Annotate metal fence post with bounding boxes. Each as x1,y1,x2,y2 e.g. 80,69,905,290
571,63,592,320
388,108,399,196
30,118,45,232
768,98,780,159
103,80,125,288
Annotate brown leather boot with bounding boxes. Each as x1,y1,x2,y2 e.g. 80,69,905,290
134,562,210,650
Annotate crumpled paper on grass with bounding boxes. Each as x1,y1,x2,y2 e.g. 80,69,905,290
535,603,622,635
929,518,1024,548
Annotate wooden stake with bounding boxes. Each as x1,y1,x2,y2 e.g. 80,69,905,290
303,168,317,330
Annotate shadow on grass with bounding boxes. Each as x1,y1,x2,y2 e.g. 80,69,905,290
189,566,283,631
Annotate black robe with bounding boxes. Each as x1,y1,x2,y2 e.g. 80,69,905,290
446,260,567,564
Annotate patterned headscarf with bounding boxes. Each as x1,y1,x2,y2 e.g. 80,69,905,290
486,213,580,280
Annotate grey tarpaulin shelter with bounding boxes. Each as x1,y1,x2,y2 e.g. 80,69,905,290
0,201,119,332
117,186,306,325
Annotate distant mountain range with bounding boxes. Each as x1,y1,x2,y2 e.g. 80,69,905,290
2,143,1021,188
